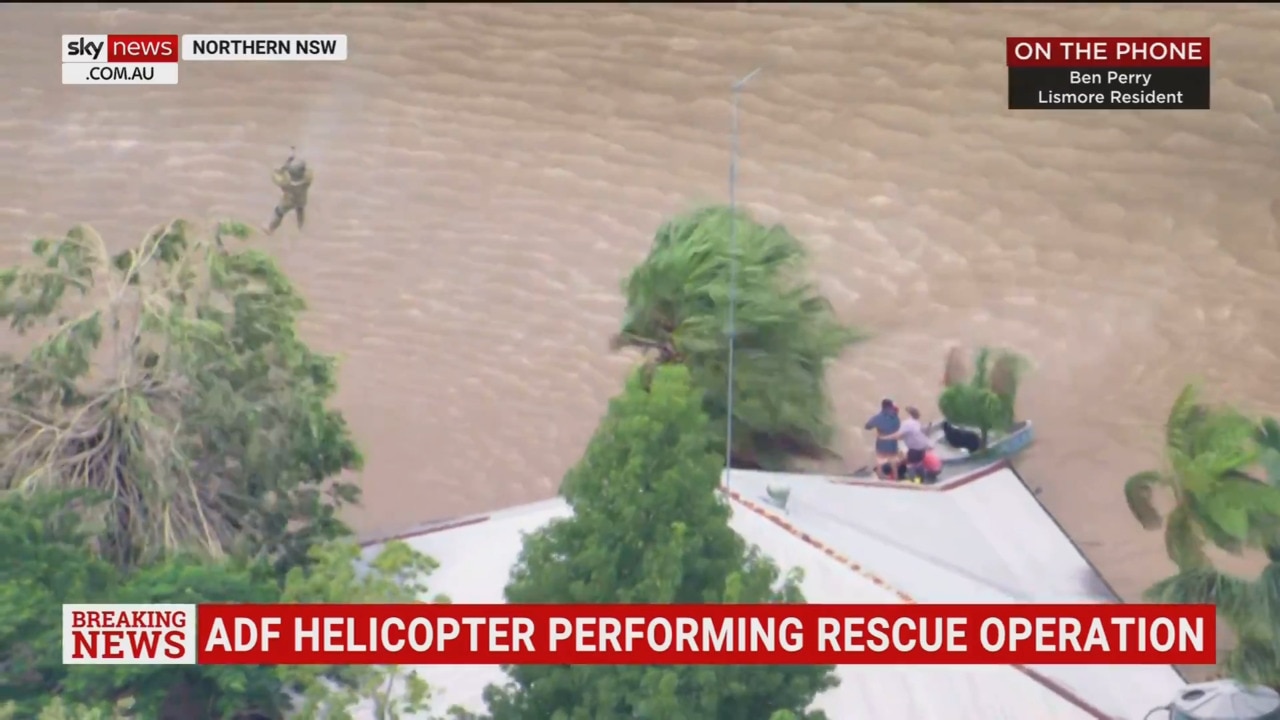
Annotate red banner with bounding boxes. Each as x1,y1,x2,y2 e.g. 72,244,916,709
1006,37,1211,68
62,602,1216,666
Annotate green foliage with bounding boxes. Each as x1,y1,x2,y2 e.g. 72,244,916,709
0,698,134,720
936,347,1027,448
0,490,446,719
480,366,837,720
1122,385,1280,569
614,205,864,470
1256,417,1280,487
278,541,443,720
1,219,447,718
1145,557,1280,688
1129,392,1280,688
0,221,362,571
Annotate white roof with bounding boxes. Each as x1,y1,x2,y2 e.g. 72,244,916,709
362,462,1185,720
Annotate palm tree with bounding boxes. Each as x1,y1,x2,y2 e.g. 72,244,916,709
1145,545,1280,688
1124,386,1280,569
1135,404,1280,688
936,347,1028,449
612,205,865,470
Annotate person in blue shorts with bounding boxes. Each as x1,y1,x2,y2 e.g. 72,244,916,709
865,398,901,475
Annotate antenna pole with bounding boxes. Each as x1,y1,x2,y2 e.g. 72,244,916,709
724,67,762,491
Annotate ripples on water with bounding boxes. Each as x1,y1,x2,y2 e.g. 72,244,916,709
1,3,1278,599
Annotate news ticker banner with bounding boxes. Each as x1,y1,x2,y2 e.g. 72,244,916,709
1007,36,1211,110
61,34,349,85
65,602,1214,666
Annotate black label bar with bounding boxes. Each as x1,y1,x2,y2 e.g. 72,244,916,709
1008,67,1210,110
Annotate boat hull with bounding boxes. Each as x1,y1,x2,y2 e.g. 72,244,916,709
930,420,1035,466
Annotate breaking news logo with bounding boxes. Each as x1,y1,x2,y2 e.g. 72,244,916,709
63,604,197,665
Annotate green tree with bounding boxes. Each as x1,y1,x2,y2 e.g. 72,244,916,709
0,698,135,720
0,221,361,572
0,489,280,719
0,219,448,718
479,366,837,720
1127,399,1280,689
936,346,1028,449
612,206,863,470
1123,385,1280,569
0,490,445,720
1145,545,1280,689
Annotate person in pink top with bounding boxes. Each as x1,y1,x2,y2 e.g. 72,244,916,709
919,447,943,483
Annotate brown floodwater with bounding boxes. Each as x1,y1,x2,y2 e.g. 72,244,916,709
2,3,1279,601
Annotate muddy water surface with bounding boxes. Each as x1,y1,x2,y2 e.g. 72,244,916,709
2,4,1279,600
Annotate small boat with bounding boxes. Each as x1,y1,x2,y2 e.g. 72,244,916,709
929,419,1035,466
838,420,1035,483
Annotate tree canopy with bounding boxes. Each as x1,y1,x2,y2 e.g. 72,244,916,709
478,365,837,720
1123,384,1280,569
0,490,444,719
613,205,864,470
0,221,446,719
0,221,362,572
1125,384,1280,688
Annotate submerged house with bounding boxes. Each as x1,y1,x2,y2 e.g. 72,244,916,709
361,461,1187,719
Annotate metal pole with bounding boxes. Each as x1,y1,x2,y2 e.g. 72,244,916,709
724,67,762,491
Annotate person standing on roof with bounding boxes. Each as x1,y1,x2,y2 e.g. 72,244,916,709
865,398,901,470
884,406,932,466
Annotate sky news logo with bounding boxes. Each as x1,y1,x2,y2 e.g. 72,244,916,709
63,604,197,665
63,34,179,63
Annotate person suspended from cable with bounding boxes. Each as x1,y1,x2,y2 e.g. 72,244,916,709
264,146,313,235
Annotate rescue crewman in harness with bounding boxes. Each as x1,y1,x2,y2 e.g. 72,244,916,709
264,146,313,235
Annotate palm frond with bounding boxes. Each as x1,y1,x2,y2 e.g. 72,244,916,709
1123,470,1167,531
1257,417,1280,487
1164,383,1203,455
1164,502,1211,569
1145,567,1253,620
615,205,862,469
986,349,1028,401
971,347,992,388
1220,634,1280,688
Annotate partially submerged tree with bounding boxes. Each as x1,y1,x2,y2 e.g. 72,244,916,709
0,221,361,570
936,346,1028,448
613,205,864,470
480,365,837,720
1123,384,1280,569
